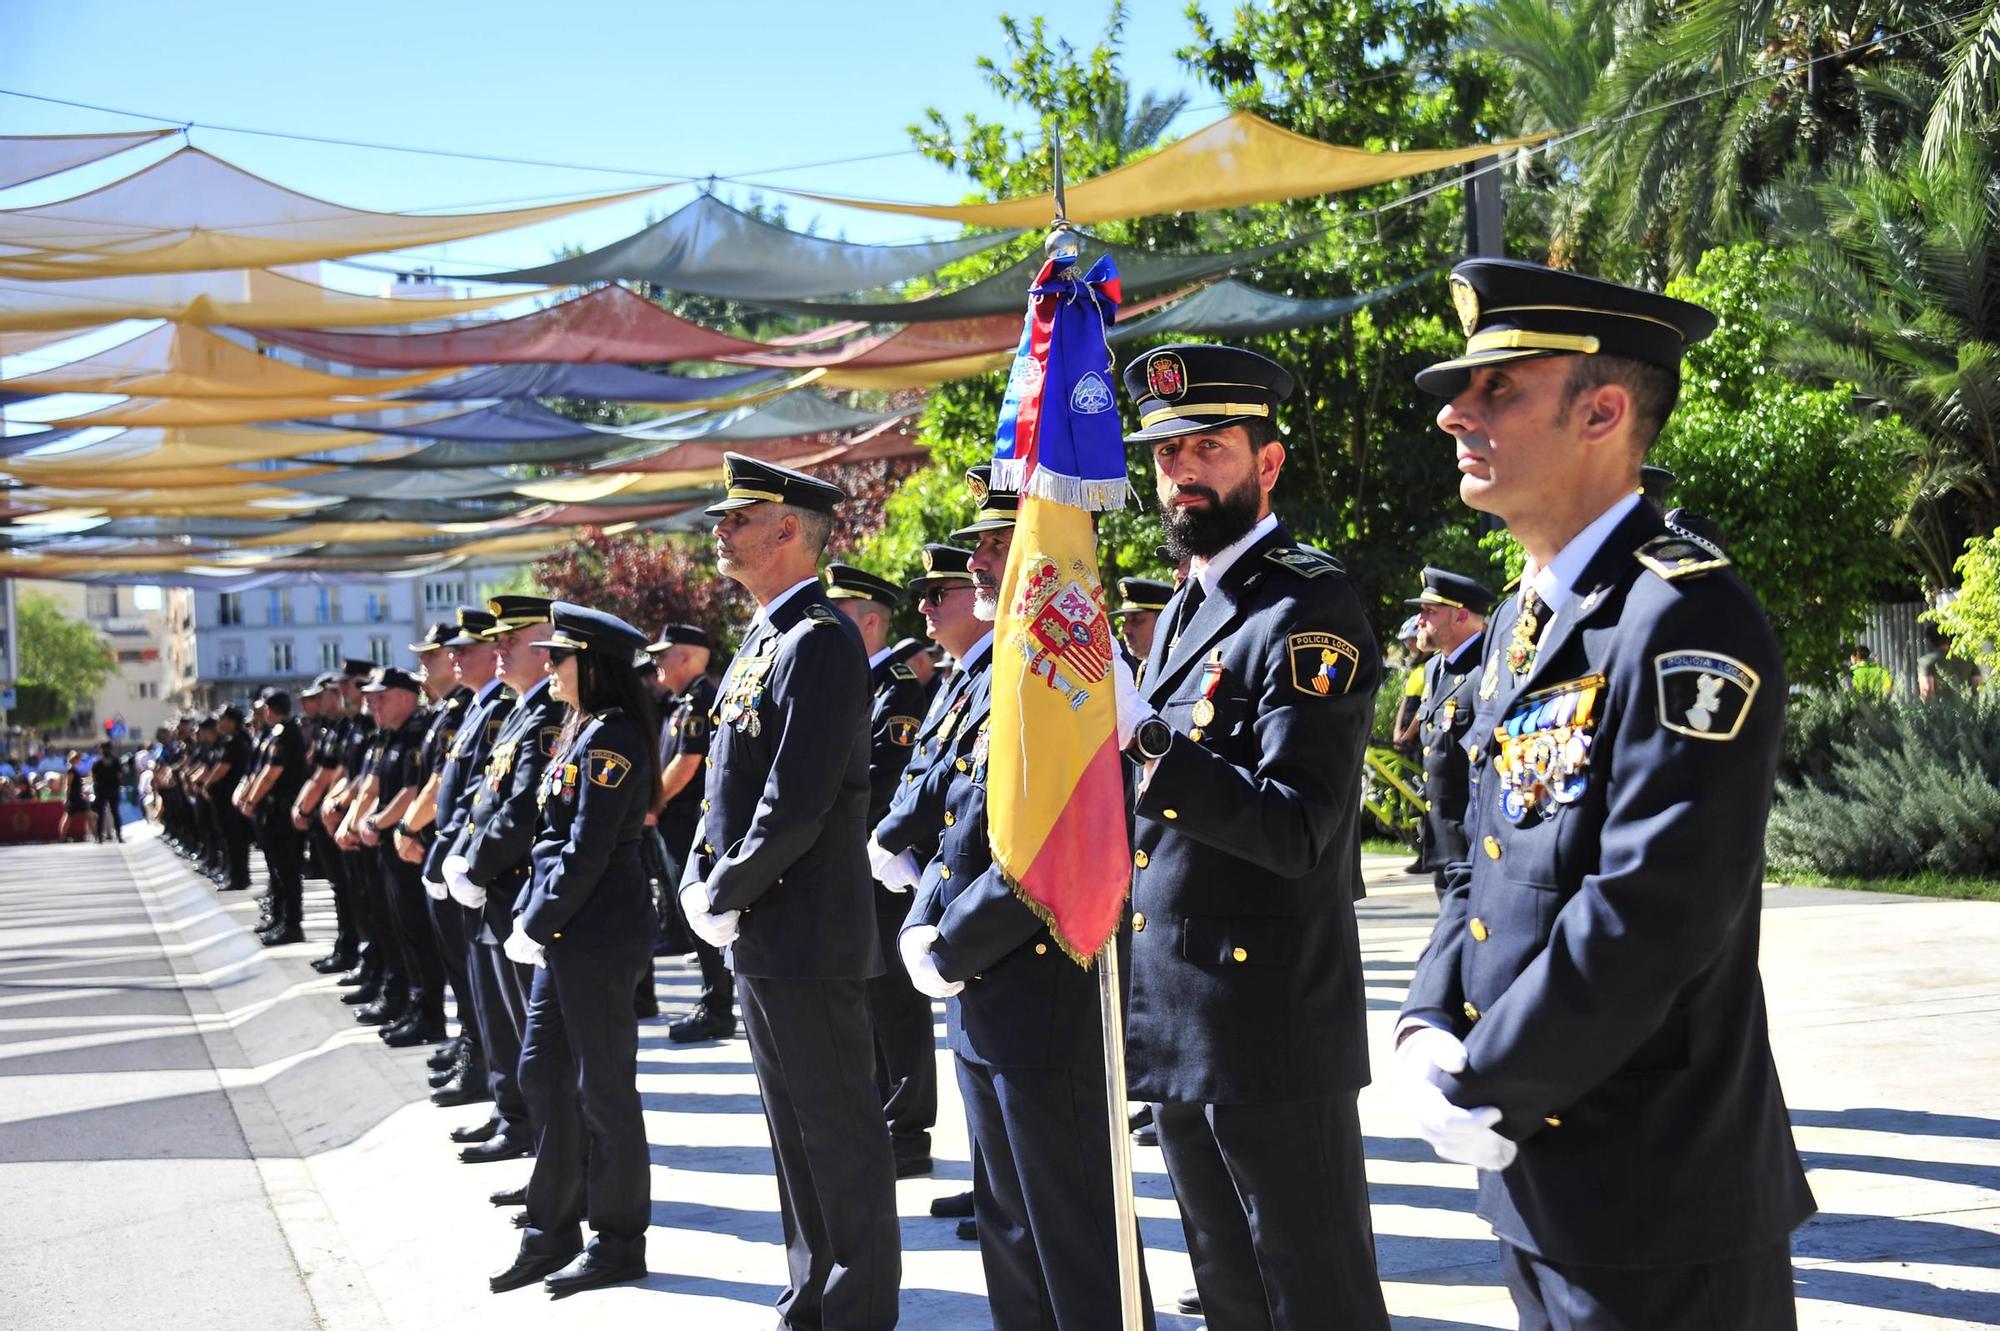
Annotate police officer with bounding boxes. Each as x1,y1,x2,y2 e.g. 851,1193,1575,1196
678,454,900,1331
442,596,563,1165
1406,568,1496,898
421,608,515,1110
488,604,658,1297
1396,259,1816,1328
187,716,223,881
893,470,1151,1329
205,707,256,892
645,624,729,1042
236,689,308,943
352,668,448,1045
295,672,358,975
825,561,935,1178
1117,343,1391,1330
325,661,383,1005
1112,575,1172,671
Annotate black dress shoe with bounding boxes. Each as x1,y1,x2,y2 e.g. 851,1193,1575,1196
431,1079,492,1109
488,1250,576,1294
512,1211,529,1229
428,1063,462,1090
666,1008,736,1043
929,1190,974,1219
338,980,382,1005
489,1185,527,1207
336,966,373,988
460,1133,531,1164
894,1152,934,1179
259,927,305,947
377,1014,419,1042
354,1001,406,1027
310,953,353,974
544,1251,646,1298
955,1218,977,1241
1178,1288,1202,1315
426,1039,463,1072
383,1018,447,1048
1128,1105,1154,1131
454,1120,502,1146
634,995,659,1020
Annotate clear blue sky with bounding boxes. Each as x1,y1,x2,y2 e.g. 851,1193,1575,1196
1,0,1210,285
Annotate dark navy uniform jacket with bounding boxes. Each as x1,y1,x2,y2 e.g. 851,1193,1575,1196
1402,501,1814,1268
865,655,926,828
874,643,988,867
523,708,659,948
1127,522,1381,1105
681,583,880,981
251,721,307,825
424,679,515,880
899,654,1102,1071
1418,631,1484,870
656,674,716,855
366,709,429,816
455,676,565,940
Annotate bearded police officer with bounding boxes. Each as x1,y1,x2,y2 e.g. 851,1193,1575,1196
1117,344,1391,1331
679,454,901,1331
1406,568,1495,898
1396,259,1815,1329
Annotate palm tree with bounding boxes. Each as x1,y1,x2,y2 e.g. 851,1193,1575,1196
1768,140,2000,587
1923,0,2000,166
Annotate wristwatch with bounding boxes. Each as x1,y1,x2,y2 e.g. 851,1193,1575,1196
1130,715,1174,762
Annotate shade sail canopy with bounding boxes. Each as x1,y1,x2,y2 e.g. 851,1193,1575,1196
281,467,535,499
392,361,784,404
745,233,1303,323
0,267,547,334
783,112,1548,227
0,323,453,398
306,435,627,470
462,192,1020,296
0,424,385,472
0,131,176,191
0,459,337,489
0,148,658,280
48,393,408,428
1107,274,1428,342
609,387,912,445
244,285,773,368
0,327,93,359
298,398,614,442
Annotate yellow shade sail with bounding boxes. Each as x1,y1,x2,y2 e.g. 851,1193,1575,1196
0,148,661,280
0,424,386,472
48,393,410,428
819,350,1012,390
0,327,91,360
0,130,176,191
236,520,481,546
0,459,337,489
7,482,312,512
784,112,1551,227
0,267,550,334
0,323,455,398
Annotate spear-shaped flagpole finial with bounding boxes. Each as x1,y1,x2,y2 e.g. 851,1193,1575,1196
1046,132,1081,261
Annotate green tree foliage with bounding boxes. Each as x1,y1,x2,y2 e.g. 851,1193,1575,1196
1651,245,1907,680
1930,526,2000,673
15,593,114,729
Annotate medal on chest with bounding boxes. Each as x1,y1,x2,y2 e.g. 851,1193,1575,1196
720,650,773,737
1492,674,1602,824
1191,650,1224,729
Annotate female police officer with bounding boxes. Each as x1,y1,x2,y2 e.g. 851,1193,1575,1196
488,603,660,1298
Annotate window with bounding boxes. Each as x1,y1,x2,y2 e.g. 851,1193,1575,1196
217,639,247,677
423,578,467,614
271,640,295,673
364,588,388,623
131,681,159,701
369,636,391,666
319,639,342,671
218,593,243,626
267,588,294,626
86,587,119,619
314,587,340,624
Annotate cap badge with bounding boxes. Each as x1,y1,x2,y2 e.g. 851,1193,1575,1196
1450,274,1481,336
965,472,989,503
922,547,939,573
1146,351,1187,402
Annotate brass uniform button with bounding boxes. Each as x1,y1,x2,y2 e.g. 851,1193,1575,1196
943,812,955,826
955,758,969,772
700,798,710,811
776,876,784,886
551,932,561,940
1544,1116,1563,1128
1034,943,1048,955
1231,946,1248,963
1463,1001,1481,1022
1162,809,1178,820
1470,746,1481,762
1132,912,1146,932
1483,835,1501,860
703,842,715,855
1469,917,1489,942
1188,727,1204,742
940,866,953,881
1133,850,1148,869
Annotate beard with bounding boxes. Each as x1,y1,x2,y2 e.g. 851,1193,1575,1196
1161,473,1262,562
972,583,999,622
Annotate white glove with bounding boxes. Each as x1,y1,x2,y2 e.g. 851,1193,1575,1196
442,854,486,910
1113,653,1149,749
1393,1024,1518,1172
879,849,922,893
502,922,546,968
679,881,741,948
423,876,448,901
899,924,964,999
867,835,896,881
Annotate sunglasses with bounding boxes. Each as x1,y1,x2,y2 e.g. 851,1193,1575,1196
543,647,577,667
920,584,971,608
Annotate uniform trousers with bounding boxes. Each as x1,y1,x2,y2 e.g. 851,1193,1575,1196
517,940,655,1268
738,975,901,1331
256,813,303,927
1154,1095,1389,1331
346,847,399,991
309,820,357,958
1500,1240,1797,1331
218,799,253,889
469,932,534,1137
869,899,936,1152
959,1058,1154,1331
376,845,445,1021
423,883,480,1048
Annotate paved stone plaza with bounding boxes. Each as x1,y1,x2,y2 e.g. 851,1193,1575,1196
0,827,1994,1330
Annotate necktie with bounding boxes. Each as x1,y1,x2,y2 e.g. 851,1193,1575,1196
1168,579,1207,653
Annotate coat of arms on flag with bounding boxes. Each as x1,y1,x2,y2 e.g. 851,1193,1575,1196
1012,555,1115,708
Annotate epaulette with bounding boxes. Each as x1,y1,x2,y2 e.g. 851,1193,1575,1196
803,603,840,626
889,662,918,682
1263,546,1344,579
1502,571,1523,594
1635,535,1730,582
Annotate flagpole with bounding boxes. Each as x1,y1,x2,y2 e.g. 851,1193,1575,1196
1044,137,1147,1331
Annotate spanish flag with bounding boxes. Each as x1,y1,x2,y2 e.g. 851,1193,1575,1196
987,254,1132,964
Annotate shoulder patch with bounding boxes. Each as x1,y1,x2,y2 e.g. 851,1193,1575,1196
1655,651,1760,740
586,749,632,788
1288,632,1361,696
889,662,918,682
886,715,920,746
803,603,840,626
538,724,562,756
1264,546,1344,579
1636,535,1730,582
